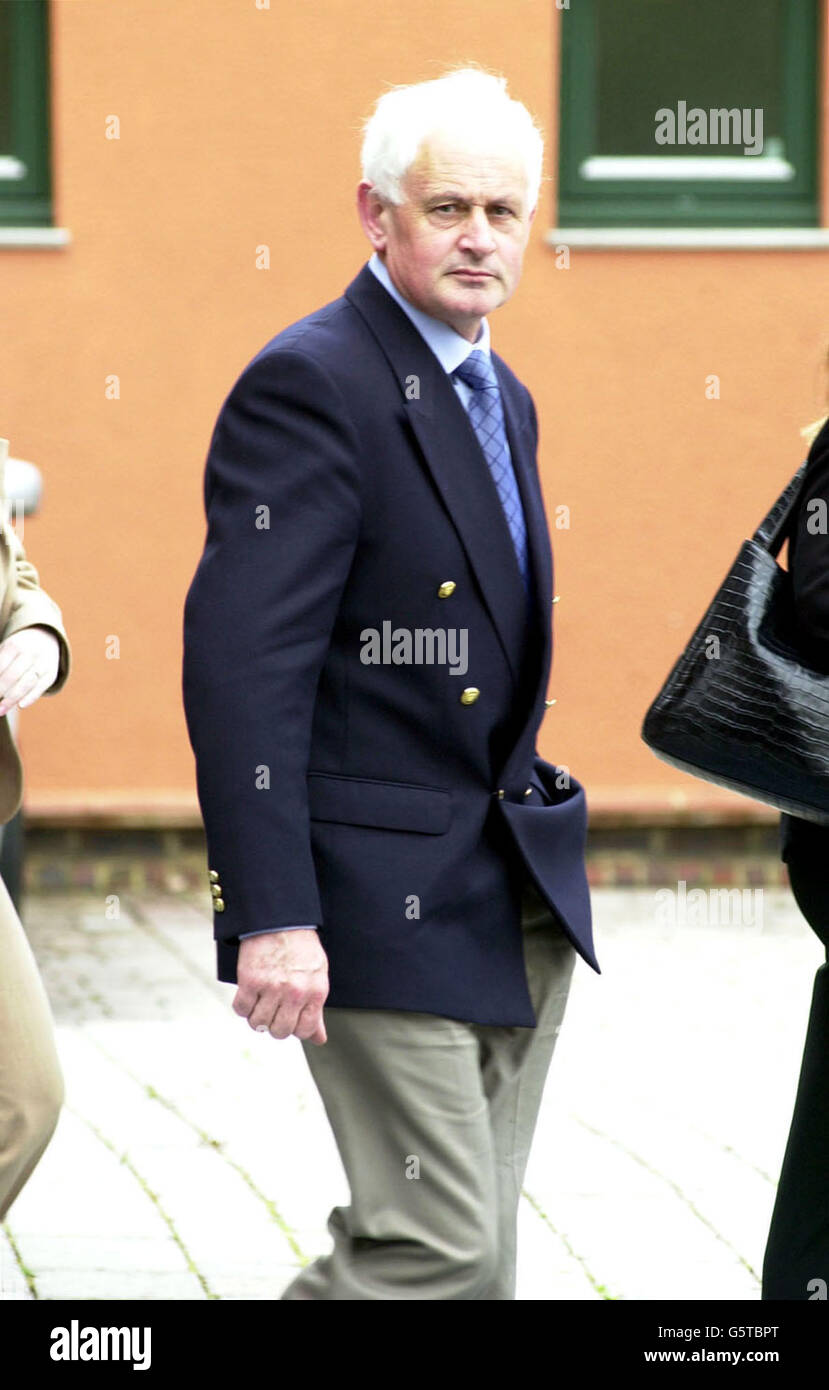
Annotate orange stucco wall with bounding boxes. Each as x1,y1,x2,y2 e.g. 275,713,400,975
1,0,827,821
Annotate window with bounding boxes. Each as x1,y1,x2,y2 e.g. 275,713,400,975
0,1,52,228
557,0,819,228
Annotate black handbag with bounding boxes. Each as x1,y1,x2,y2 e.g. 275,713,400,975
641,459,829,825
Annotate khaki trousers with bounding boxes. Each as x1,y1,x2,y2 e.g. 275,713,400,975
281,879,576,1300
0,871,63,1220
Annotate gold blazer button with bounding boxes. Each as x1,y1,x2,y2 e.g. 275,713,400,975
208,869,220,882
460,687,480,705
213,898,226,912
437,581,456,598
210,883,223,897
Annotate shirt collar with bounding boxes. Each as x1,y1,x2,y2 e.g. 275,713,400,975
367,252,491,377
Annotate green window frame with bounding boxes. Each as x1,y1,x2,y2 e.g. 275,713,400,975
557,0,820,228
0,0,52,227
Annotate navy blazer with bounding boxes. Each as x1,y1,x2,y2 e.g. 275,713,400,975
780,414,829,866
182,262,596,1027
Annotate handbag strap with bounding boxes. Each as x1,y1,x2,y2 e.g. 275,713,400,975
753,459,809,557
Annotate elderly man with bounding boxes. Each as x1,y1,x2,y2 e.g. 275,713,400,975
182,66,595,1300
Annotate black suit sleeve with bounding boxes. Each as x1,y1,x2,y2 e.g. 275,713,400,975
182,348,363,938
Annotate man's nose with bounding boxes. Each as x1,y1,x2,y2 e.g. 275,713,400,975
457,206,497,254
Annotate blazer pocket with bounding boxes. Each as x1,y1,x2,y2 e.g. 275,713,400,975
307,772,451,835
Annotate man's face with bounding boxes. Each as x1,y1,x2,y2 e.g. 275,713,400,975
360,130,536,342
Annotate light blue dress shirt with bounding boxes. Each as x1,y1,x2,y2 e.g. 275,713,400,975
240,256,499,940
366,250,493,408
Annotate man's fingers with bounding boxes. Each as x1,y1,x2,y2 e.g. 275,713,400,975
236,983,328,1041
233,933,330,1040
231,984,260,1019
307,1017,328,1046
268,1000,302,1040
247,995,279,1032
266,978,322,1039
293,999,327,1044
235,979,314,1037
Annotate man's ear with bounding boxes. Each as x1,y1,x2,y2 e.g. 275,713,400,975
357,181,388,253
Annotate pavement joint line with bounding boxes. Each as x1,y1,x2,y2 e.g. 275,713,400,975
573,1115,760,1284
80,1032,309,1264
120,894,229,999
1,1221,38,1299
66,1105,217,1300
78,986,114,1018
521,1188,617,1300
690,1127,776,1187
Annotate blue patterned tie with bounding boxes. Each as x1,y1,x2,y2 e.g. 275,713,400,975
453,350,531,595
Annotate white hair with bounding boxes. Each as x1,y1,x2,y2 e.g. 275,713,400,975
360,67,544,212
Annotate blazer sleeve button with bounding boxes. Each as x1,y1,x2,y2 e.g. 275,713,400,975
213,898,226,912
208,868,220,882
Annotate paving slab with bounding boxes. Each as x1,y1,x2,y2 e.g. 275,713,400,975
0,885,821,1301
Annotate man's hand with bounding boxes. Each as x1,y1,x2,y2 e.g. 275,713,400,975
0,625,60,716
233,929,330,1044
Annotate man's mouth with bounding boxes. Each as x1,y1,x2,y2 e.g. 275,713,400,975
449,269,495,280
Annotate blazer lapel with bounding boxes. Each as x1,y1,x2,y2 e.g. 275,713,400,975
345,264,547,692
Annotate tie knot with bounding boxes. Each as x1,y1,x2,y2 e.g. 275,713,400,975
454,349,498,392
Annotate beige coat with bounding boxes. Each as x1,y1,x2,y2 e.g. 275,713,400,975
0,440,71,825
